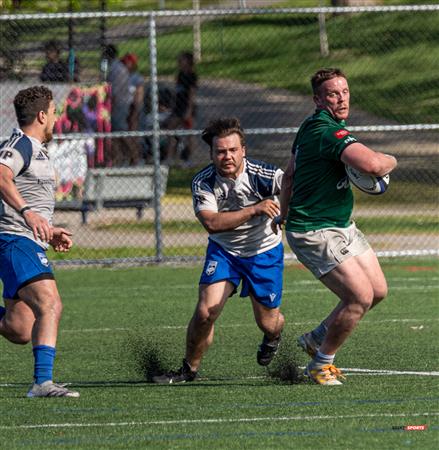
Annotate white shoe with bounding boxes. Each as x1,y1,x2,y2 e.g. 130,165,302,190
27,380,80,398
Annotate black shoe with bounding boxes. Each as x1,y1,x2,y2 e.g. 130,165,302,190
257,334,281,366
152,359,198,384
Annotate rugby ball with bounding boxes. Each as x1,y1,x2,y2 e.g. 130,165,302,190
345,165,389,195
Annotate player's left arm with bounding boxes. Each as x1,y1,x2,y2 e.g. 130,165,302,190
49,227,73,252
341,142,397,177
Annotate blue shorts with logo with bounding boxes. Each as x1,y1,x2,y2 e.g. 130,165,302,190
0,234,54,300
200,239,284,309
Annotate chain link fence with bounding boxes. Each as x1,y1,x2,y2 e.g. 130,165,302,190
0,4,438,265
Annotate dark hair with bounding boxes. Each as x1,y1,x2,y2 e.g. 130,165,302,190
311,68,346,94
178,51,194,67
44,40,61,53
103,44,118,60
201,117,245,149
13,85,53,127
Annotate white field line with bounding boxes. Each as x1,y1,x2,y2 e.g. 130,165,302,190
61,317,439,333
336,368,439,376
0,412,437,430
63,283,439,301
204,369,439,378
282,285,439,294
244,368,439,377
63,277,439,296
0,368,437,388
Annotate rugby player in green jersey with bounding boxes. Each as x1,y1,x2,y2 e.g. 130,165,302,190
273,68,397,385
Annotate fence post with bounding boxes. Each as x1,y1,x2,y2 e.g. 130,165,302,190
193,0,201,62
148,13,164,262
319,1,329,57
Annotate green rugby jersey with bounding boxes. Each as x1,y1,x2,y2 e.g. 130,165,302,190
286,109,358,232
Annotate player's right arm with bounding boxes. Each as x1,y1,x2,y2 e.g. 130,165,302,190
197,200,280,234
341,142,397,177
0,164,53,242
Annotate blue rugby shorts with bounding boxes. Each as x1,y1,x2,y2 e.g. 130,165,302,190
0,234,54,299
199,239,284,309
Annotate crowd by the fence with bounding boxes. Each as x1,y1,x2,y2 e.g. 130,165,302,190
40,40,198,169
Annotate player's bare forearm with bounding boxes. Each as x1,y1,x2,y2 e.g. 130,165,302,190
342,143,397,177
197,199,279,234
197,208,257,233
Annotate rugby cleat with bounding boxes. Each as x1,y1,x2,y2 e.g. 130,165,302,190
152,359,198,384
297,332,320,358
257,334,281,366
27,380,80,398
304,364,345,386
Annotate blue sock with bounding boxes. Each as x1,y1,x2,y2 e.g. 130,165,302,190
33,345,56,385
311,321,327,345
0,306,5,321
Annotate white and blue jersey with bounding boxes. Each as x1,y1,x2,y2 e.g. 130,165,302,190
192,158,284,307
0,128,56,248
0,128,56,299
192,158,283,257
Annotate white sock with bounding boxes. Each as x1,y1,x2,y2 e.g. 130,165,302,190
313,350,335,367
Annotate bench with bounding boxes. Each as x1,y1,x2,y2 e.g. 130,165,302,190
55,166,169,224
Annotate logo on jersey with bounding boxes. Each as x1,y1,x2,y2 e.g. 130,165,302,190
35,151,47,160
344,136,357,145
269,293,277,303
334,129,349,139
0,150,13,160
37,252,49,267
205,260,218,276
337,176,350,190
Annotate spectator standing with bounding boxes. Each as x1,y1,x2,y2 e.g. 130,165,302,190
40,40,80,83
103,44,131,166
164,51,198,165
121,52,145,165
121,53,144,132
40,41,69,82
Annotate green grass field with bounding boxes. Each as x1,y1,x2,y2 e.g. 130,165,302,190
0,257,438,448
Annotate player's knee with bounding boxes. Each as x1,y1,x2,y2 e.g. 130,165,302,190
355,294,374,314
257,309,284,336
194,305,220,327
